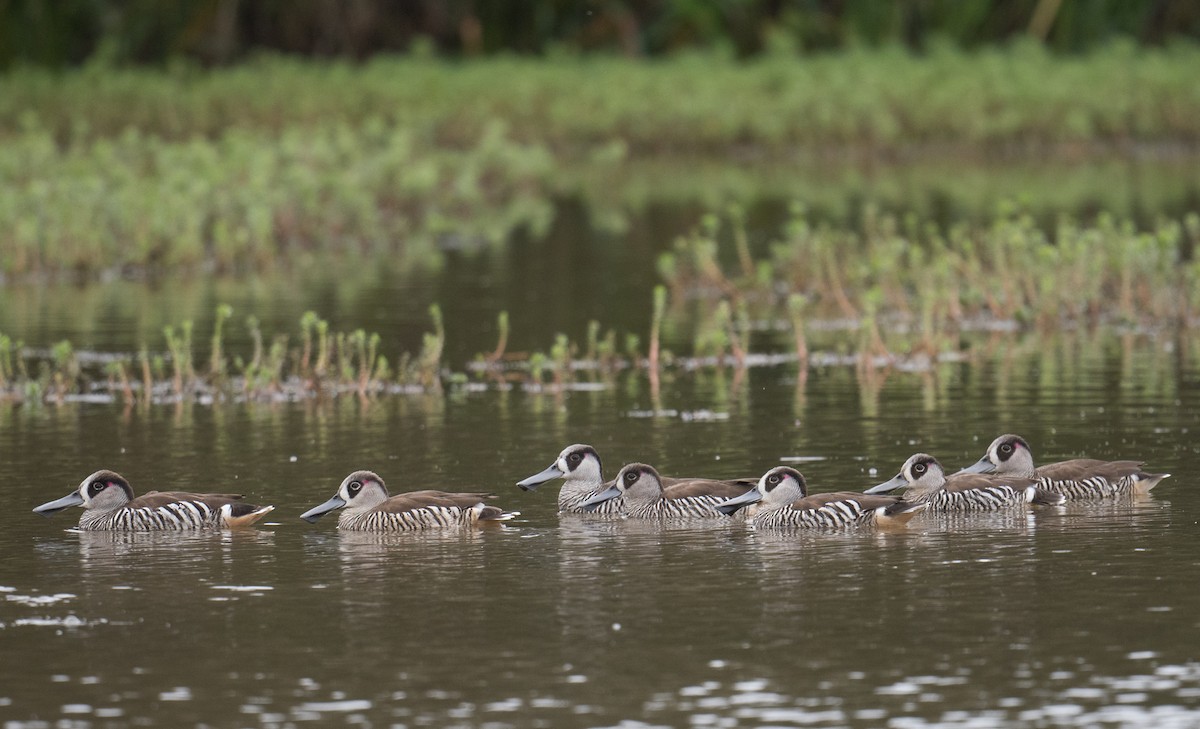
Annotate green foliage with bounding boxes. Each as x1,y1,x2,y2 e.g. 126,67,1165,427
409,304,445,389
1,49,1200,276
665,206,1200,354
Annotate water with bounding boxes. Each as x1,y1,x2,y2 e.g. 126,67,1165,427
2,337,1199,727
3,194,1200,726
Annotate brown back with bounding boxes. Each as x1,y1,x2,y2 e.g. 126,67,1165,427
788,491,901,512
663,478,756,500
129,491,246,509
943,473,1036,494
376,490,495,513
1037,459,1146,481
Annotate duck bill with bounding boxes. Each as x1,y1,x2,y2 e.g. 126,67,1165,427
865,474,907,495
33,490,85,516
516,464,564,491
578,484,622,512
713,489,762,516
958,457,996,475
300,495,347,523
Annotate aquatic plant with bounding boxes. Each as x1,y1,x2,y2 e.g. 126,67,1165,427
162,322,194,396
663,206,1200,360
409,305,445,390
648,285,667,376
209,304,233,381
486,311,510,365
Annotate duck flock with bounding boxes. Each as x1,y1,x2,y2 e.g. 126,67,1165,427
31,434,1169,533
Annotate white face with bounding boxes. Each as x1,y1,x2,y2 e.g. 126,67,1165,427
338,471,388,509
77,471,133,511
615,464,661,498
901,454,944,487
758,467,806,505
986,435,1033,472
557,445,603,483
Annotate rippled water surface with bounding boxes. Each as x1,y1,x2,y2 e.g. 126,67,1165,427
3,341,1199,728
4,197,1200,727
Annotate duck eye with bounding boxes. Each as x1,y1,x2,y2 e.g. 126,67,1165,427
569,453,582,463
914,464,926,474
624,471,638,483
1000,444,1013,454
90,481,106,493
348,481,362,493
767,474,781,485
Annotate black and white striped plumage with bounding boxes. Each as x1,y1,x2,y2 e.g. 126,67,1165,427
962,434,1170,499
301,470,518,532
32,470,274,531
578,462,755,520
515,444,625,515
716,466,926,530
516,444,757,516
867,454,1064,511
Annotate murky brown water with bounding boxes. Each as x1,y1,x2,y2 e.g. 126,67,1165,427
3,331,1199,727
3,198,1200,727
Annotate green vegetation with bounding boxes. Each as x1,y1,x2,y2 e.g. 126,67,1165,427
659,207,1200,364
0,306,451,405
5,203,1199,406
0,114,554,275
6,45,1199,149
3,45,1200,277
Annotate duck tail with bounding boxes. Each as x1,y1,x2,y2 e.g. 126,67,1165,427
876,500,927,526
221,503,275,527
474,503,519,523
1135,472,1170,495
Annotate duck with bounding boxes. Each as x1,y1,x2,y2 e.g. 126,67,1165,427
32,469,274,531
961,434,1170,498
301,470,518,531
576,462,754,519
516,444,620,514
866,453,1064,510
714,466,926,529
516,443,757,515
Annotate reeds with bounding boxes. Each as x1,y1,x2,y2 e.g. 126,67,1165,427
0,304,455,404
662,207,1200,365
3,203,1200,406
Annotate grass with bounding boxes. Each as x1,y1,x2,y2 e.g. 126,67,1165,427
662,206,1200,342
2,44,1200,276
5,42,1200,150
3,229,1199,407
0,120,555,275
0,306,452,405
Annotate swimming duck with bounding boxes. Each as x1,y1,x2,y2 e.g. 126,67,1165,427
516,444,756,515
866,453,1064,510
301,470,518,531
516,444,620,514
32,469,275,531
961,434,1170,498
715,466,926,529
576,462,754,519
